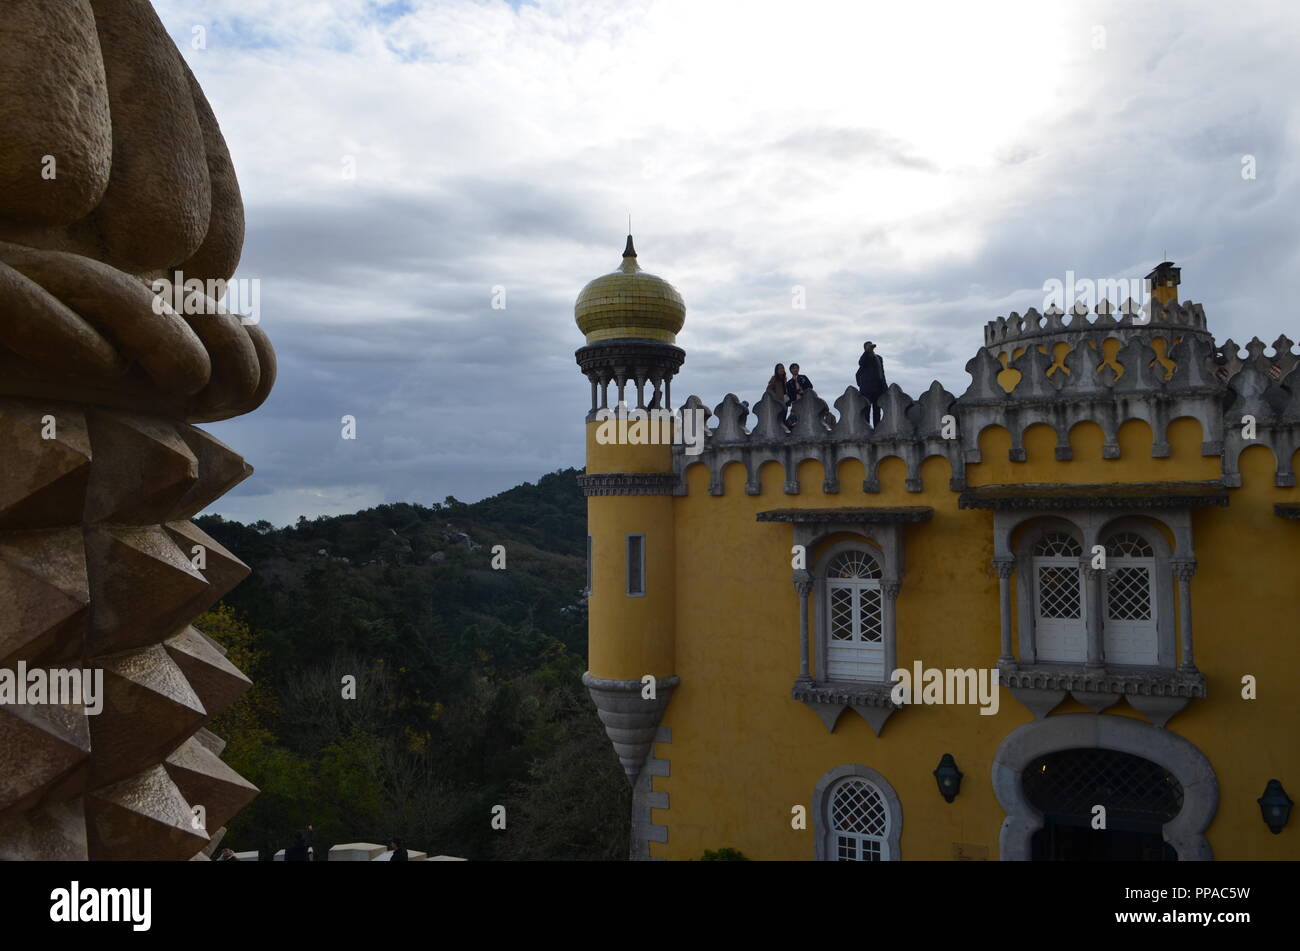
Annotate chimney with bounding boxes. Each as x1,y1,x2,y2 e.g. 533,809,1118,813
1145,261,1181,305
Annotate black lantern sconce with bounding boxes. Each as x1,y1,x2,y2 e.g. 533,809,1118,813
1258,779,1293,834
933,753,963,804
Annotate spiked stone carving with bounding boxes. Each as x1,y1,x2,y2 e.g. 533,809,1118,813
0,0,273,859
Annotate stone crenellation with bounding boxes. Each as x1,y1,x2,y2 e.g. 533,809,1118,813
671,326,1300,495
982,298,1211,354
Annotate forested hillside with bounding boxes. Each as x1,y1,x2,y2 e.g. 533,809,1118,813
195,468,630,860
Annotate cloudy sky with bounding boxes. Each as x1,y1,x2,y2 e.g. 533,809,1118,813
156,0,1300,525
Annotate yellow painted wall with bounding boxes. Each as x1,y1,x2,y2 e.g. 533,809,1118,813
632,419,1300,860
585,419,676,681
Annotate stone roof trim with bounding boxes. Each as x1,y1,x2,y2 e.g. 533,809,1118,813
576,472,680,496
958,481,1228,510
1001,664,1207,699
756,506,934,524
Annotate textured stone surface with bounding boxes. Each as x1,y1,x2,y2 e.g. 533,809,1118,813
0,0,112,226
0,1,270,860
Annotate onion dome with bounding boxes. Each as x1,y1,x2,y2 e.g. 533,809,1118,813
575,235,686,344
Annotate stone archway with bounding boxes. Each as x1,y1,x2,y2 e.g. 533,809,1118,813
992,714,1218,861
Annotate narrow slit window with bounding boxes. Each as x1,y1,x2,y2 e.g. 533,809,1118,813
586,534,592,596
626,534,645,596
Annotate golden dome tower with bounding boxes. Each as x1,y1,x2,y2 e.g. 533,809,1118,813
576,236,683,847
575,234,686,346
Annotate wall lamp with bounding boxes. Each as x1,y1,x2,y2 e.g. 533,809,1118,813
1259,779,1293,835
934,754,963,804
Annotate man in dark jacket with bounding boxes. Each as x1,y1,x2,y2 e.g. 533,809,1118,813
784,364,833,428
784,363,813,404
784,363,813,426
389,838,409,861
856,342,887,426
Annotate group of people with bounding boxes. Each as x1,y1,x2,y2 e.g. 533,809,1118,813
765,342,888,428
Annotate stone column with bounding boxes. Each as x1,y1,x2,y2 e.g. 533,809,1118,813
882,580,901,678
0,0,272,861
794,570,813,682
1172,559,1198,671
1082,562,1105,669
994,557,1016,663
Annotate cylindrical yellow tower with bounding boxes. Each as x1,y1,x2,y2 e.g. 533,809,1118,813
575,236,684,782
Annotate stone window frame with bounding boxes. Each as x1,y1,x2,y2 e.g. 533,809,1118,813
1102,529,1162,665
1027,526,1088,663
812,764,903,861
776,514,927,734
819,542,890,683
810,534,902,689
626,533,645,597
992,714,1217,861
999,510,1186,671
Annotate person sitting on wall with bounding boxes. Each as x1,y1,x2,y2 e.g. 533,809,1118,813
766,363,789,426
784,362,812,426
785,363,834,429
389,837,409,861
856,341,887,427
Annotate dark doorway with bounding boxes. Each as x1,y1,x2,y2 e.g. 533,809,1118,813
1023,748,1181,862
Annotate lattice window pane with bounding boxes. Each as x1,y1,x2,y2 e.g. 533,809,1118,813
1107,566,1152,620
1023,748,1183,825
831,780,887,836
858,588,883,642
861,839,882,861
828,550,882,579
1037,565,1081,619
1106,531,1154,558
836,835,857,861
829,587,853,640
1034,532,1082,557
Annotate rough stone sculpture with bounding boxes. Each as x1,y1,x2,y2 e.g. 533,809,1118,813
0,0,272,860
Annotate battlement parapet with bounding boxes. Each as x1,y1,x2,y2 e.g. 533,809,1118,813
671,333,1300,493
983,299,1211,355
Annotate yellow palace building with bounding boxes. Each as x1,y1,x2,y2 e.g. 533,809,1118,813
574,240,1299,861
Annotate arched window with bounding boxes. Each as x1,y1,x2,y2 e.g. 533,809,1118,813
1032,532,1085,663
1103,532,1158,665
825,549,883,681
828,778,890,861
